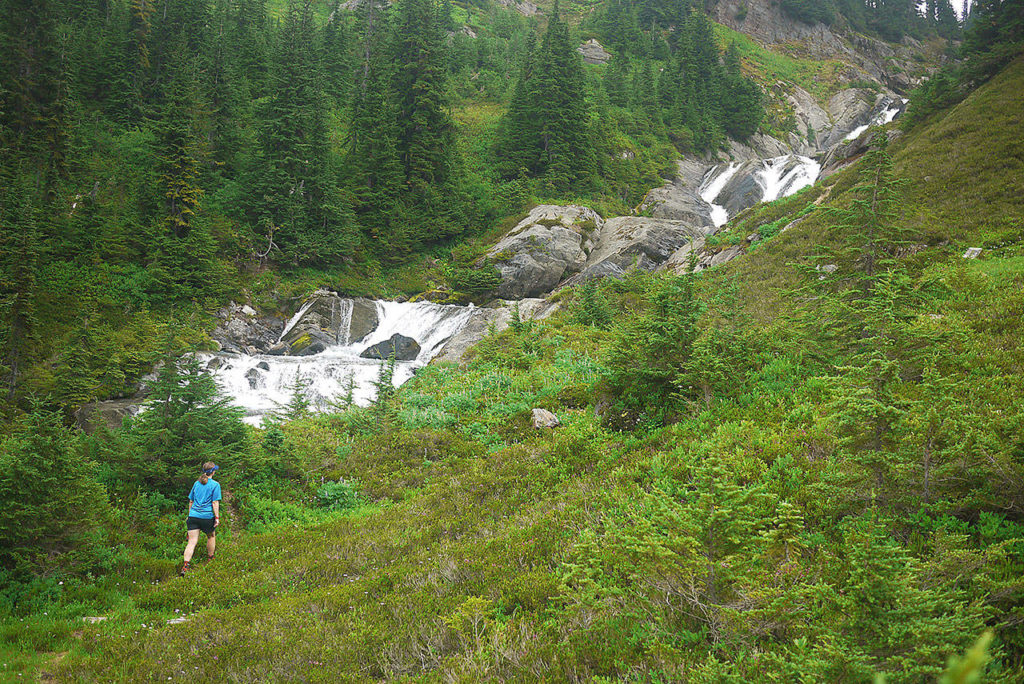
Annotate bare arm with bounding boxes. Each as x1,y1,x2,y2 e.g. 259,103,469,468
213,500,220,527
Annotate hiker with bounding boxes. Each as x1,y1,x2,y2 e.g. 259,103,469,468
180,461,222,576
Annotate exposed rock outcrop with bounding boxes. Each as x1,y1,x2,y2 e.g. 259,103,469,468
578,39,611,65
710,0,934,91
280,293,379,357
496,0,539,17
486,205,602,299
639,159,717,225
74,399,141,434
567,217,709,283
432,298,560,364
211,302,284,355
531,408,560,428
821,127,904,177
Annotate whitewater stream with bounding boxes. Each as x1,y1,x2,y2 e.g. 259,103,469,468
698,98,906,228
699,154,822,227
843,99,908,142
203,300,477,425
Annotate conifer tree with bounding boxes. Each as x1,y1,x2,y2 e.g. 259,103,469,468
256,0,358,265
0,186,41,400
129,352,246,495
828,135,908,287
348,0,403,242
497,1,594,192
392,0,456,188
0,409,109,574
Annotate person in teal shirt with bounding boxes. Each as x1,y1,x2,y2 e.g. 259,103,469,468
180,461,222,576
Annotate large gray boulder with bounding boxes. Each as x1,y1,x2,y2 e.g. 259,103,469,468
820,89,886,148
787,86,831,150
715,160,769,217
360,334,421,361
486,205,602,299
74,399,141,434
432,299,560,364
578,39,611,65
210,302,284,354
658,237,707,274
638,159,716,225
571,217,709,281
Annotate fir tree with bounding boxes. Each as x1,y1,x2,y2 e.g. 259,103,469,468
0,409,109,574
128,352,246,495
497,1,594,192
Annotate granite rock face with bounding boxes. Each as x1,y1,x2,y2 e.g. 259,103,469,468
432,299,560,364
210,302,284,355
711,0,934,91
637,159,716,225
280,294,380,356
486,205,602,299
578,39,611,65
74,399,142,434
573,216,709,280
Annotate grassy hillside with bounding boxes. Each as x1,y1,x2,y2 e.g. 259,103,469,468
6,56,1017,683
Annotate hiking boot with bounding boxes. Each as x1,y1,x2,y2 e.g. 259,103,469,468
178,561,190,576
206,555,214,563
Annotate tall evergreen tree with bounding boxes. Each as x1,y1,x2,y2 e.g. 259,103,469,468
256,0,357,265
497,1,595,192
391,0,457,193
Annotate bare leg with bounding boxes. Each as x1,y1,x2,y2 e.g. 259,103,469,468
206,533,216,559
183,529,200,563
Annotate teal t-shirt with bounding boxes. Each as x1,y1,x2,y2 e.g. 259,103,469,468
188,479,222,519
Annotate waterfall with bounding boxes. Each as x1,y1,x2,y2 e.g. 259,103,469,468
843,99,907,142
757,155,821,203
205,299,478,425
699,162,742,228
333,298,353,345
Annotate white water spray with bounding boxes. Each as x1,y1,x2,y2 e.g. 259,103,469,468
205,299,477,425
699,162,742,228
843,100,906,142
757,155,822,203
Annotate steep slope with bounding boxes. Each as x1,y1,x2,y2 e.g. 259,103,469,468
51,57,1024,683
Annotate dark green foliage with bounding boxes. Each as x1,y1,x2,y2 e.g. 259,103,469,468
497,2,596,192
118,352,247,496
273,373,313,423
441,245,502,303
780,0,836,25
603,273,704,424
572,280,612,328
373,353,397,407
0,410,110,575
254,1,358,266
905,0,1023,129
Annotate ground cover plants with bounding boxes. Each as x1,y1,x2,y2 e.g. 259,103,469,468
3,2,1023,681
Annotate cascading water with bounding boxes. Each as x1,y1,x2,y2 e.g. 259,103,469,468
843,99,907,142
757,155,822,203
204,299,477,425
699,162,742,228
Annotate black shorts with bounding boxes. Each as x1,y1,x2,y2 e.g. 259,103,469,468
186,516,216,535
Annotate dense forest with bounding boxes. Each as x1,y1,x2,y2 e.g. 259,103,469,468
3,0,1024,680
0,0,978,417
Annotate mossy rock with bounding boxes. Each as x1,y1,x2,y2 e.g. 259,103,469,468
289,333,312,353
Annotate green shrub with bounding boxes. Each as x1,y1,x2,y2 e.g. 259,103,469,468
317,479,361,512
